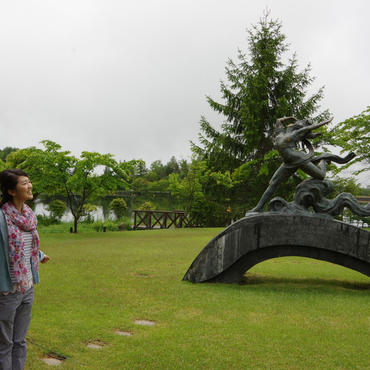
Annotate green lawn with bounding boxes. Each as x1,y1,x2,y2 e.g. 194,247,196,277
27,228,370,369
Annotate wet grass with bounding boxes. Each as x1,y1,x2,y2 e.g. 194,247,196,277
26,228,370,369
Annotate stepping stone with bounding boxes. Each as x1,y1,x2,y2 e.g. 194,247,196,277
87,343,103,349
115,330,132,336
135,272,152,278
134,320,155,326
42,357,63,366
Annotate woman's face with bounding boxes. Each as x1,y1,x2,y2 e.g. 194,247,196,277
8,176,33,203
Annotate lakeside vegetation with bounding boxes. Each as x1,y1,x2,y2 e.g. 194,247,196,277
26,228,369,369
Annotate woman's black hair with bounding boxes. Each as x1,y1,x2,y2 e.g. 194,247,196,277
0,169,29,205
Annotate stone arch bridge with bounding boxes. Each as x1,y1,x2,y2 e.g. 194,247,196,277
183,213,370,283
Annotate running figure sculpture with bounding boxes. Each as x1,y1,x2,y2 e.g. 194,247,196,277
250,116,355,213
184,116,369,284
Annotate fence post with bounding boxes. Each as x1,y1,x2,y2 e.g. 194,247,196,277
179,212,183,228
147,211,152,229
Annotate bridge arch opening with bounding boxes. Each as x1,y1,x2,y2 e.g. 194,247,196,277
209,245,370,283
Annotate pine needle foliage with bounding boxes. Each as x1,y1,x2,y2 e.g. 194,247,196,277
192,12,328,172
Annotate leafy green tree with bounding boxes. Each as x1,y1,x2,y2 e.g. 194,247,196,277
130,159,148,178
147,160,166,181
6,146,52,200
331,106,370,175
0,147,18,162
6,140,130,232
359,187,370,196
138,201,156,211
126,157,188,196
164,156,180,176
331,177,362,197
81,203,98,223
123,159,148,181
47,199,67,221
179,159,189,179
147,179,169,192
193,13,327,172
131,177,149,192
169,160,234,226
109,198,128,219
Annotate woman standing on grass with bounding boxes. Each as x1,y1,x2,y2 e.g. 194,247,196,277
0,169,50,370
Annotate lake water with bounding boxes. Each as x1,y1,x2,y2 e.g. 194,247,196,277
34,200,107,222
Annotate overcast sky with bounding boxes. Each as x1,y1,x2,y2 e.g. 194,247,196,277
0,0,369,184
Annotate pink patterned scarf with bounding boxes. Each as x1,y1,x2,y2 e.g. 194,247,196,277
1,202,40,292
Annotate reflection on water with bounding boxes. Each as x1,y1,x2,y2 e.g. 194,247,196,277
34,200,106,222
33,194,182,223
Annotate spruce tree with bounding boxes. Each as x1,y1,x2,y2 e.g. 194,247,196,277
192,12,328,172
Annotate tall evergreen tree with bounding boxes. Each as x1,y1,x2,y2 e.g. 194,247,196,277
192,12,328,172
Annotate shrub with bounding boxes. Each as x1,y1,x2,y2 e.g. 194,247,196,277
109,198,127,220
118,217,133,231
47,199,67,221
37,214,60,226
92,217,132,232
81,204,97,223
138,201,156,211
92,220,118,232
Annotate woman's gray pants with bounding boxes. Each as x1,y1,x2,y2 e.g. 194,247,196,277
0,287,34,370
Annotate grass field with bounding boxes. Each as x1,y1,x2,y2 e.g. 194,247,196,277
26,228,370,369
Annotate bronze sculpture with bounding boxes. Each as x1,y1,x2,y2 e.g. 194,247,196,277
250,117,356,213
184,116,370,283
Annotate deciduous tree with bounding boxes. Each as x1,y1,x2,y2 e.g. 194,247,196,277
331,106,370,175
47,199,67,221
109,198,128,220
169,160,233,226
0,147,18,162
7,140,130,232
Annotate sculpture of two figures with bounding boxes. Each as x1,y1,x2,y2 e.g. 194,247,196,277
249,116,370,218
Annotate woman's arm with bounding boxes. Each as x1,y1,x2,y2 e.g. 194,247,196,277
39,250,50,264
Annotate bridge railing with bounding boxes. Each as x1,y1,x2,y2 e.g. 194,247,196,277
356,195,370,204
133,210,199,230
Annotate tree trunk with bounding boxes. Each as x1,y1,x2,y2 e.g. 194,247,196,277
73,216,78,233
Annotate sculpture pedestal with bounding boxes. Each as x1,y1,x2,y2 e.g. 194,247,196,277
183,213,370,283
